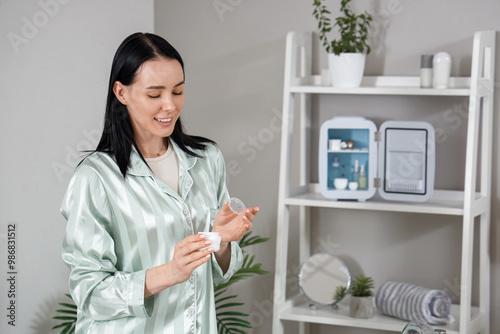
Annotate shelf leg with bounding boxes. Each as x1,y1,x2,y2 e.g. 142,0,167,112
298,206,311,334
479,211,490,334
272,204,290,334
459,214,474,334
273,87,296,334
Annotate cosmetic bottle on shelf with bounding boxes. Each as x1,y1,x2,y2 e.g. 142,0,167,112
329,156,340,189
420,54,433,88
358,165,367,189
351,160,360,183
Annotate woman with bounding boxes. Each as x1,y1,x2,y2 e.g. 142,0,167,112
61,32,259,333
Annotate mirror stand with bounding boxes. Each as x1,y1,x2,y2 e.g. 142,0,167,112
308,303,317,310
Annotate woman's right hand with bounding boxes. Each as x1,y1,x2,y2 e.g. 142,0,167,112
145,234,214,297
167,234,214,285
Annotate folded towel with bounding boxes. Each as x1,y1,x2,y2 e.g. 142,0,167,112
375,281,455,325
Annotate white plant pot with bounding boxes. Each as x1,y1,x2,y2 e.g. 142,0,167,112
349,296,375,319
328,53,366,88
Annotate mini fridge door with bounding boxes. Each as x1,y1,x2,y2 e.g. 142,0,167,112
319,116,377,200
377,121,435,202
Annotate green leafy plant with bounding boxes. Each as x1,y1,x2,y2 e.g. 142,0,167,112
215,232,269,334
52,232,269,334
334,285,347,301
312,0,373,55
52,294,77,334
350,274,374,297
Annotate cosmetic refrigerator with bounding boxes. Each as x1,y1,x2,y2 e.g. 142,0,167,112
319,116,435,202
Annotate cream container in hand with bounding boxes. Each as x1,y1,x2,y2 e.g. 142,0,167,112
198,232,221,252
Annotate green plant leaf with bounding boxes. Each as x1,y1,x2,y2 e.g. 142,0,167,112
216,305,251,334
52,294,77,334
221,322,252,328
239,232,269,248
61,323,76,334
214,254,269,291
215,294,238,305
312,0,373,54
217,311,249,317
217,317,251,325
217,302,245,309
350,274,375,297
58,303,77,309
214,231,269,333
53,316,77,321
55,309,77,315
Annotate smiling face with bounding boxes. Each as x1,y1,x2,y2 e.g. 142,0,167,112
113,57,185,155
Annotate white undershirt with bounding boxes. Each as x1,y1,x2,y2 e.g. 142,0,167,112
145,144,179,193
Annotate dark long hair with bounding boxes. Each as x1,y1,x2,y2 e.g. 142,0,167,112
94,32,214,177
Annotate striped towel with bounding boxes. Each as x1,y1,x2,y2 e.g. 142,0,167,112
375,281,455,325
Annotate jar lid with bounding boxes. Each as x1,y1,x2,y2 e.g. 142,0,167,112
433,52,451,63
229,197,246,215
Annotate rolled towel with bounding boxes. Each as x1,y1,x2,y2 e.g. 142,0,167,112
375,281,455,325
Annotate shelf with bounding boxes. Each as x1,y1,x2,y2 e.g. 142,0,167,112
285,186,481,216
279,295,483,334
290,76,471,96
274,31,494,334
328,149,369,153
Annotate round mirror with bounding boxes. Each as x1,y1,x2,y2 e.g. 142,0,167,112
298,253,351,308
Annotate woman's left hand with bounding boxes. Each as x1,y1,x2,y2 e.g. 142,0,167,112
212,202,259,242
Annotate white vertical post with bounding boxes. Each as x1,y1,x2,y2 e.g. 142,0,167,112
477,34,494,334
460,31,495,334
273,32,312,334
298,35,312,334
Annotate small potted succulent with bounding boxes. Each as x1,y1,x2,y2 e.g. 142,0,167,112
312,0,373,87
349,274,375,318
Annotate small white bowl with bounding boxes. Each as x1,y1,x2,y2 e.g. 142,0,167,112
349,182,359,191
334,178,348,190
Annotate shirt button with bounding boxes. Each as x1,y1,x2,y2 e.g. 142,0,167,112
189,276,194,283
188,308,194,315
183,208,189,216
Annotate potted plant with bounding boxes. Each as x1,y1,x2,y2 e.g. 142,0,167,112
312,0,373,87
349,274,375,318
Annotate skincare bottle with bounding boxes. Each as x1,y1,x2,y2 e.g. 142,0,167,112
433,52,451,88
420,54,433,88
329,156,340,189
358,165,367,189
351,160,360,183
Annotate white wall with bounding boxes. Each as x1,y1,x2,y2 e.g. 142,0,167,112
155,1,500,334
0,0,153,333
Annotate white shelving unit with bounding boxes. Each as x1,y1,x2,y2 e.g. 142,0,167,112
272,31,495,334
